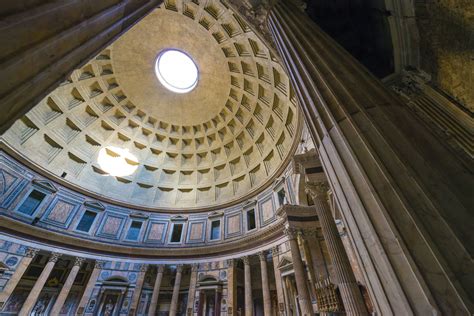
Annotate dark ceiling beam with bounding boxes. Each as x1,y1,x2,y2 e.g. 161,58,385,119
0,0,162,134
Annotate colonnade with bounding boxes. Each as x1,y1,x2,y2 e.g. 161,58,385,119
0,187,367,316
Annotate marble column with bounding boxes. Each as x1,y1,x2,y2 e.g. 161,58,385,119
258,252,272,315
19,252,61,316
186,264,198,315
284,228,313,315
0,247,39,307
306,183,368,315
304,229,329,280
297,231,318,300
169,264,183,316
243,256,253,316
128,264,148,315
148,265,164,316
50,257,85,315
76,260,105,315
271,247,286,316
227,259,237,316
268,1,473,314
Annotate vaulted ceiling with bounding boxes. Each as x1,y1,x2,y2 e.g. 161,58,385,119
3,0,301,210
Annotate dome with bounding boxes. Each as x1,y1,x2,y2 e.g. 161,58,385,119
3,1,301,210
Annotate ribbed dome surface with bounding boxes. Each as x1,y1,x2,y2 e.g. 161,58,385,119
3,0,301,210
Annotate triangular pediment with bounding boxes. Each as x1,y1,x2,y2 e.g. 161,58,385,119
170,215,188,221
32,179,57,193
277,256,293,269
84,201,106,211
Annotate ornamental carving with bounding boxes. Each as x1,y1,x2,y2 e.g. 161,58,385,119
94,260,106,269
25,247,39,258
48,252,62,263
73,257,85,267
305,182,330,199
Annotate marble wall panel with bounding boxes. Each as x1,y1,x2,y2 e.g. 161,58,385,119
258,195,276,226
187,221,206,243
96,213,127,239
225,212,242,238
144,221,168,244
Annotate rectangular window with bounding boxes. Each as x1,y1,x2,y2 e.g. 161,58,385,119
76,211,97,232
247,209,256,230
277,189,286,206
126,221,143,241
170,223,183,243
17,190,46,216
210,220,220,240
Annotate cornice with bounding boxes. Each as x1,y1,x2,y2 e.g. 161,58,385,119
0,215,286,260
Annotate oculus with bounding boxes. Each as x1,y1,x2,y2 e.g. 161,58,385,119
154,49,198,93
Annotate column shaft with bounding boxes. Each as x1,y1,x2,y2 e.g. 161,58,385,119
50,257,84,315
286,229,313,315
268,1,473,314
76,260,104,315
148,265,164,316
186,264,198,315
243,256,253,316
19,252,61,316
309,186,368,315
128,264,148,315
259,252,272,315
169,265,183,316
271,247,286,316
227,259,237,316
297,232,318,301
0,248,38,307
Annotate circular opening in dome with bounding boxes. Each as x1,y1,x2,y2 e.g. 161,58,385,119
155,49,198,93
98,146,139,177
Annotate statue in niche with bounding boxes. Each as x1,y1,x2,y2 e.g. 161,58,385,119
104,299,115,316
32,293,51,315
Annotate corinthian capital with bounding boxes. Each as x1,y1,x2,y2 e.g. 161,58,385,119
48,252,62,263
305,182,329,199
283,227,299,240
25,247,39,258
74,257,85,267
242,256,251,265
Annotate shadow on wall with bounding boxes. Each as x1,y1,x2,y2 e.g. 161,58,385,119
414,0,474,112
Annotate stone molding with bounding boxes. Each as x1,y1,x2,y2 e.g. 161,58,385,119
305,182,330,199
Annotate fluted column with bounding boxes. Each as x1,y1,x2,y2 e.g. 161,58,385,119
258,252,272,315
148,265,164,316
268,1,473,314
186,264,198,315
76,260,104,315
169,264,183,316
284,228,313,315
227,259,237,315
0,247,39,307
304,229,329,280
128,264,148,315
306,183,367,315
19,252,62,316
243,256,253,316
50,257,85,315
271,247,286,315
297,231,318,300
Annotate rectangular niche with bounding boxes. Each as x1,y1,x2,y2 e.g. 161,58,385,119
169,223,184,243
210,219,221,241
